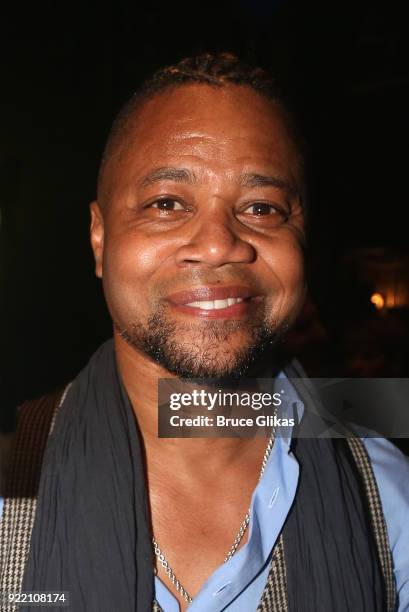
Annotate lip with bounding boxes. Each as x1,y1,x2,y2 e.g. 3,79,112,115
165,285,262,319
166,285,256,305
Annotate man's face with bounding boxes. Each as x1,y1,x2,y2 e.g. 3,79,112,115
91,84,307,378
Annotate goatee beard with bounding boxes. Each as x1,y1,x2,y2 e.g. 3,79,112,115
115,307,291,381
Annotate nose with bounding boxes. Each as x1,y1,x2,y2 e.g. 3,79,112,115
174,208,256,268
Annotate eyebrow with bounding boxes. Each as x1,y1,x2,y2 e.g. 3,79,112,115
139,166,296,195
140,167,197,187
240,172,295,194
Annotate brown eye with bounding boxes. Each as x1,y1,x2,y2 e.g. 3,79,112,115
151,198,184,211
244,202,279,216
239,201,289,228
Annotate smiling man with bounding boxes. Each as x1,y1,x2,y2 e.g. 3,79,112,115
1,53,408,612
92,66,306,383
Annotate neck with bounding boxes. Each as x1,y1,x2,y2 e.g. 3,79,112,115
113,330,283,473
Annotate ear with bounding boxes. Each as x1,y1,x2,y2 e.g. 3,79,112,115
90,201,105,278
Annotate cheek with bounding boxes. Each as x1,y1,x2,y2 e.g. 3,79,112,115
103,230,171,284
262,237,306,314
101,231,172,320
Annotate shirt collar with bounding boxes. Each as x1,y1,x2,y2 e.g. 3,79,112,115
274,370,305,447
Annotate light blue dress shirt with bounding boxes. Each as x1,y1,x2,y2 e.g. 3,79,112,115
1,374,408,611
150,378,409,612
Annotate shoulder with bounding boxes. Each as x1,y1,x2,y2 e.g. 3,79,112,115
360,433,409,542
0,431,16,498
353,427,409,610
354,428,409,517
0,387,67,499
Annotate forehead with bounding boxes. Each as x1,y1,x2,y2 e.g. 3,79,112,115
104,84,301,196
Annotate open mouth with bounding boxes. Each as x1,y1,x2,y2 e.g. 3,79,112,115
166,287,260,319
184,297,246,310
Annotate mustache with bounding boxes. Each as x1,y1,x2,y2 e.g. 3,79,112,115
153,271,270,298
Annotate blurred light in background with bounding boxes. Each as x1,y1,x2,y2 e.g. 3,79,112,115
371,292,385,310
344,248,409,311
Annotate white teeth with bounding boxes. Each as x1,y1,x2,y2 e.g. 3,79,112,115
214,299,228,309
185,300,215,310
185,297,245,310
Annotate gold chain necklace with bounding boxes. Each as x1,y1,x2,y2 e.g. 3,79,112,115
152,424,276,604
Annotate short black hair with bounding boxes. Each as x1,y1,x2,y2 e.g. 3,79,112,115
98,52,306,208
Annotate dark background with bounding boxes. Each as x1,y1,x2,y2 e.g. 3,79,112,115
1,1,408,441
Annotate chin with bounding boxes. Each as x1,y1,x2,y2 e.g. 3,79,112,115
115,305,290,380
150,335,281,381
